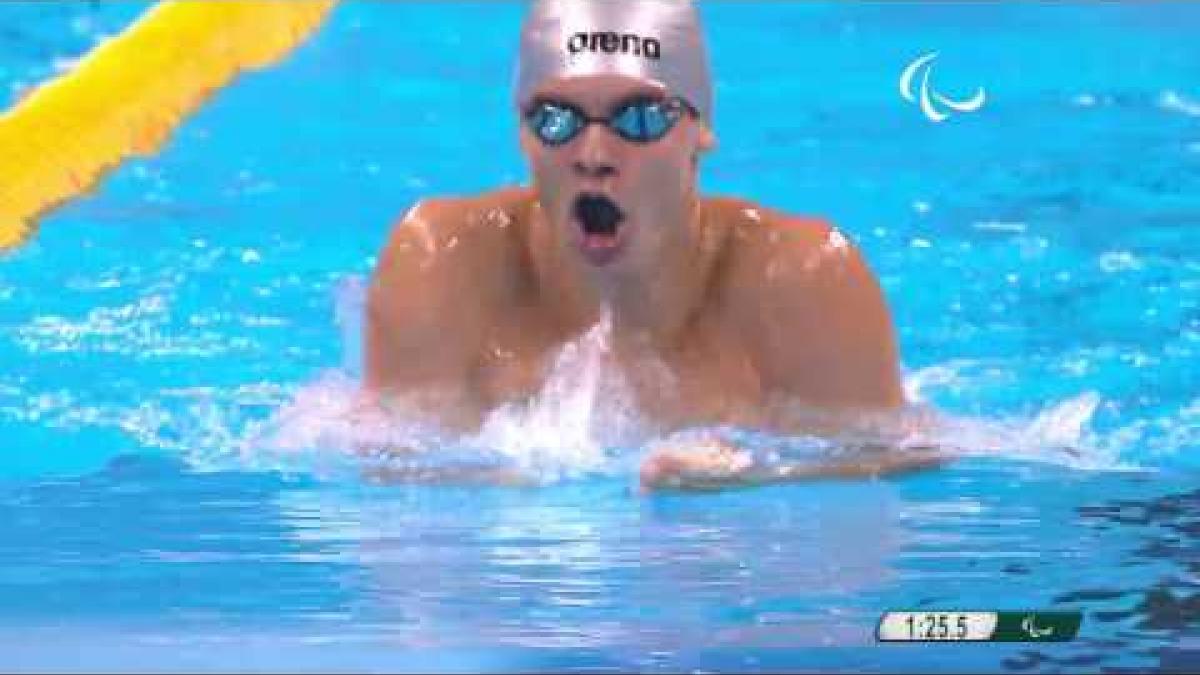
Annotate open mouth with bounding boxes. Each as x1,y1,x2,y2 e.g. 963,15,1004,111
572,192,625,238
571,193,626,265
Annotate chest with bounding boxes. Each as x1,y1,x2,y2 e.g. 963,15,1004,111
472,314,765,428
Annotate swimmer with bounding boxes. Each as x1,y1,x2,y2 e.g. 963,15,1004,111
364,0,945,489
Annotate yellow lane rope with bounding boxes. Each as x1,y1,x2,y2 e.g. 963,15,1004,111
0,0,338,251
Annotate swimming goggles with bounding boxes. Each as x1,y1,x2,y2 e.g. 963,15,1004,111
523,96,694,146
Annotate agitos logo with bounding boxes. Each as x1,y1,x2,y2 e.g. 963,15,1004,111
566,31,662,59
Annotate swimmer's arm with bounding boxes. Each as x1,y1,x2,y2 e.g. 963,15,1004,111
363,199,490,429
345,407,533,488
360,460,537,488
638,437,949,492
752,217,905,409
365,199,465,389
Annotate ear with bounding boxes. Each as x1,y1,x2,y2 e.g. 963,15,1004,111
697,121,717,153
690,124,715,170
517,120,538,157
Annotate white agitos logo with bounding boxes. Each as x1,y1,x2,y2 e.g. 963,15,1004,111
899,51,986,122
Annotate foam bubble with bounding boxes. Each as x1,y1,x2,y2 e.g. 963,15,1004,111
1159,90,1200,117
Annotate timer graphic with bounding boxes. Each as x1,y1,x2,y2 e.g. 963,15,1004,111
877,611,1083,642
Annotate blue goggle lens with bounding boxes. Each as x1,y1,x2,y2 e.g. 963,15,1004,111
525,98,687,146
529,104,583,145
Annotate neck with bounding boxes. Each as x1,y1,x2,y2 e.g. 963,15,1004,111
527,196,721,355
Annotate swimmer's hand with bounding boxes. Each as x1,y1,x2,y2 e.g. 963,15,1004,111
638,434,950,492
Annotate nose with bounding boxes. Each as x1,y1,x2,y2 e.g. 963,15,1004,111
571,124,619,180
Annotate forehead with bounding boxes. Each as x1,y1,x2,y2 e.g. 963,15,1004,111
528,74,669,110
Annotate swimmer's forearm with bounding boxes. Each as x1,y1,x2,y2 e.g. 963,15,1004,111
362,461,536,487
638,441,949,492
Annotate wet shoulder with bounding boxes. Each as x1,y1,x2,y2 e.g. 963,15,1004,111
384,185,530,249
380,186,531,270
702,194,853,285
373,186,535,311
700,194,877,324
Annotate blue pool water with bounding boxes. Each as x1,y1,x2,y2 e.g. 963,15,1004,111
2,1,1199,672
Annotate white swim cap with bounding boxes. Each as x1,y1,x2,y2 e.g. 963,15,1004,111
514,0,713,123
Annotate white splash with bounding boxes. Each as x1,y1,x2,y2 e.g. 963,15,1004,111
236,343,1146,482
110,280,1169,482
971,220,1027,234
237,306,656,483
471,308,651,479
1098,251,1143,273
902,363,1135,472
824,228,850,253
1159,90,1200,117
1071,93,1098,107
